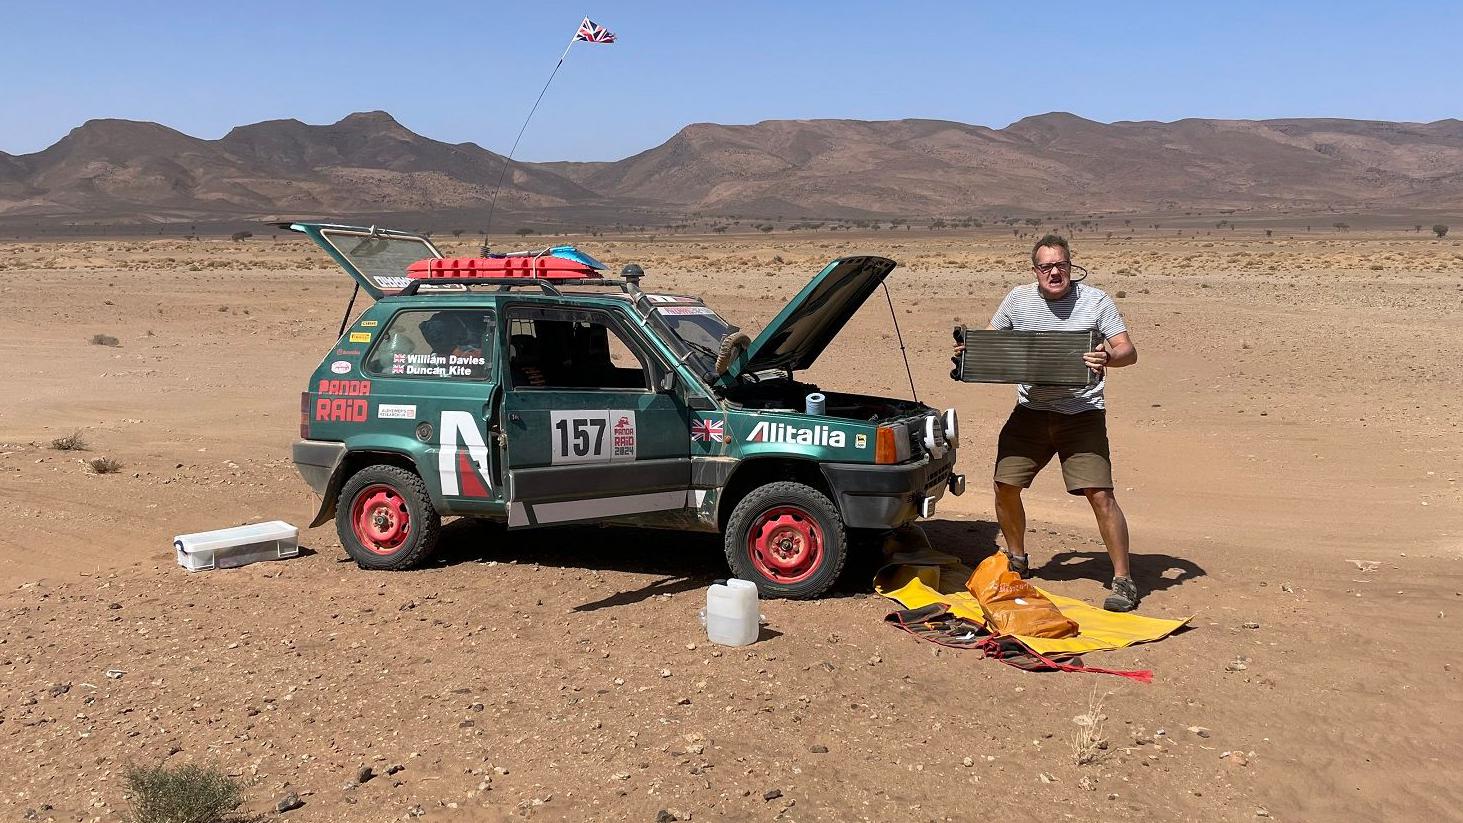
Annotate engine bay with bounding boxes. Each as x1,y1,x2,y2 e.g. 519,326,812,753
719,377,925,422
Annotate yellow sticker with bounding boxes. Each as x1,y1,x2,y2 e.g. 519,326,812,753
360,320,378,327
855,433,868,449
349,332,371,344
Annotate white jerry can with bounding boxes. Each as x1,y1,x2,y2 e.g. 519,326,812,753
701,579,761,646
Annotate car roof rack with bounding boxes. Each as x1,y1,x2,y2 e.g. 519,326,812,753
397,277,632,297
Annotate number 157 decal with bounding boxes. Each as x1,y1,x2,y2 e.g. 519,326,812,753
549,409,637,464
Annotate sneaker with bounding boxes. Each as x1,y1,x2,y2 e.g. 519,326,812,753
1004,551,1030,579
1103,576,1140,612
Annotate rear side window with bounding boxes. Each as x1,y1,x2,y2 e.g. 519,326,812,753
364,310,495,380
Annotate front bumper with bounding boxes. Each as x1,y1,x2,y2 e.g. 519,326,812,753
820,449,961,529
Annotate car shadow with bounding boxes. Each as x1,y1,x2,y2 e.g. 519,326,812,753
433,518,720,609
426,516,1018,606
432,515,1208,606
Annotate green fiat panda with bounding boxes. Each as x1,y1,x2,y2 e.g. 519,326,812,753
289,222,963,598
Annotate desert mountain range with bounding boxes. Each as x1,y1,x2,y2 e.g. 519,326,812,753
2,110,1462,226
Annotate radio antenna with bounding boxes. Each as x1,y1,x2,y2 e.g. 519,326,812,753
483,18,617,248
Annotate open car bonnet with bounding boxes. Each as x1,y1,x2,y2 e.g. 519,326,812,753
716,255,897,386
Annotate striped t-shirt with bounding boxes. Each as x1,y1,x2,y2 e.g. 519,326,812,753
990,282,1127,414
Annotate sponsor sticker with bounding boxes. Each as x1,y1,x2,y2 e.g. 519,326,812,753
315,397,367,422
329,360,352,375
376,276,412,291
747,420,846,448
855,433,868,449
611,413,637,459
657,306,717,316
317,379,371,396
377,403,417,420
360,319,378,327
334,348,362,357
348,332,372,344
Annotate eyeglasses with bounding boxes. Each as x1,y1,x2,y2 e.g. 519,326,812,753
1034,261,1072,274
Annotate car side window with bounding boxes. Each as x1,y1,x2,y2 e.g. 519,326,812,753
364,310,495,380
507,311,651,391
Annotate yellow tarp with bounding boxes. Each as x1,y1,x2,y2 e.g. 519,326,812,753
874,545,1190,656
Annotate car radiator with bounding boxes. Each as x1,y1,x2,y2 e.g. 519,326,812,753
952,327,1097,387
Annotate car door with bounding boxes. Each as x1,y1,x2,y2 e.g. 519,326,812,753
359,305,506,514
501,303,691,527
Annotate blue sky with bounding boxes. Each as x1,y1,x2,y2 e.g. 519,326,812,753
1,1,1458,161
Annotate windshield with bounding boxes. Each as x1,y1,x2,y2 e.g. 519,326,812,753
651,304,731,371
320,229,441,293
658,306,729,349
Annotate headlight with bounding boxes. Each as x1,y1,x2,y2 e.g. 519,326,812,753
922,416,946,459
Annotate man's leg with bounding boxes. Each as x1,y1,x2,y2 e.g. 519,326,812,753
1082,488,1131,578
994,481,1027,558
1055,411,1139,610
992,406,1053,577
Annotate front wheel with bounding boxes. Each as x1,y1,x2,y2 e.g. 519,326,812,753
724,481,847,599
336,465,441,570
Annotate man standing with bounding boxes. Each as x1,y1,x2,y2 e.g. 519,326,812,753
968,234,1140,611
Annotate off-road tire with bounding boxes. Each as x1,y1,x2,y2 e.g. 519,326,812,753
724,481,847,599
336,465,441,570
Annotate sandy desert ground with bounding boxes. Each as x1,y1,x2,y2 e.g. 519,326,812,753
1,227,1461,822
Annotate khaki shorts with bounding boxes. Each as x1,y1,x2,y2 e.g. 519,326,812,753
994,405,1113,494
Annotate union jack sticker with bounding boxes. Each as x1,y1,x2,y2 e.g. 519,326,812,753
690,419,725,443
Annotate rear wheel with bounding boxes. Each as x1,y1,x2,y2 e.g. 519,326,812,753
336,465,441,570
724,481,846,599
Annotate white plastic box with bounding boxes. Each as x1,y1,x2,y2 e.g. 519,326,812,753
175,521,300,572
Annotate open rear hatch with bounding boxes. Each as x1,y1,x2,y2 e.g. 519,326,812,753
281,222,443,299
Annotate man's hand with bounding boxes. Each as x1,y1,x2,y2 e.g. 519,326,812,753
1082,347,1109,377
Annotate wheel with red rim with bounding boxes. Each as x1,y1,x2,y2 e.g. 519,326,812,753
336,465,441,570
725,481,846,599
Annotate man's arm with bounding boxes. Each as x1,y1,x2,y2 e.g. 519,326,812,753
1105,331,1137,367
1082,331,1137,374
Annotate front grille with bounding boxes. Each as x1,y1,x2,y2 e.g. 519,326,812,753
906,424,925,459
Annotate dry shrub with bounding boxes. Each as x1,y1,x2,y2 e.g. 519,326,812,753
50,431,88,451
123,762,252,823
1071,687,1112,766
87,456,123,474
91,334,121,347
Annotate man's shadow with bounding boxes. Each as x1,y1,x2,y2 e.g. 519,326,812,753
857,518,1206,595
1035,550,1205,593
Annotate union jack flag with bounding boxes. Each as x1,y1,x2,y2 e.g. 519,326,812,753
690,419,725,443
574,17,616,43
